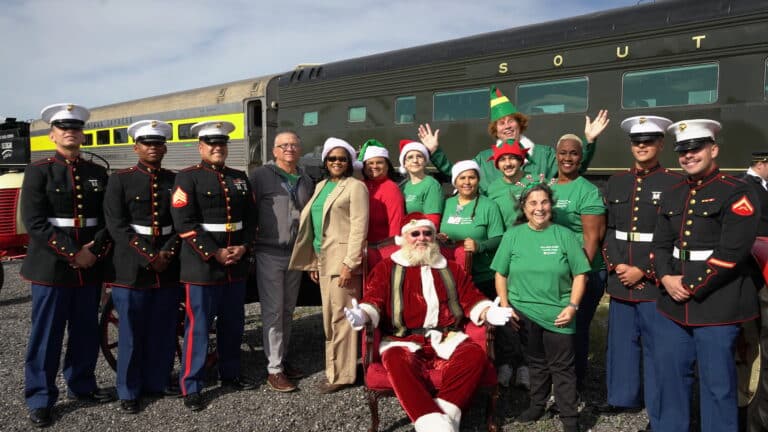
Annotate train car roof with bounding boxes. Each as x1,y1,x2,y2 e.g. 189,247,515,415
279,0,768,87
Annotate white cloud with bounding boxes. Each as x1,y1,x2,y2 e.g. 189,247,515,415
0,0,634,120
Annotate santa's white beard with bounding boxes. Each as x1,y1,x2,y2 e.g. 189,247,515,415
400,241,442,266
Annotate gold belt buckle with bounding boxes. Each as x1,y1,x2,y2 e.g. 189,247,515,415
225,223,234,232
629,232,639,242
77,215,85,228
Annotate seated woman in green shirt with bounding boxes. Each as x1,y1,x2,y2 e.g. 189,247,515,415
437,160,504,297
491,183,590,432
397,139,444,227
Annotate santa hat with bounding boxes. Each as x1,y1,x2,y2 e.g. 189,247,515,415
398,139,429,174
358,139,390,162
490,85,518,122
451,160,480,186
394,212,437,245
322,137,363,171
487,139,529,167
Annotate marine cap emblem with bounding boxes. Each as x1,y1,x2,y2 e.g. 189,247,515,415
639,117,646,124
151,120,157,127
66,104,74,111
679,123,687,132
215,122,223,128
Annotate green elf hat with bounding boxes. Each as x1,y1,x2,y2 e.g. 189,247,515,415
489,85,518,122
358,138,390,162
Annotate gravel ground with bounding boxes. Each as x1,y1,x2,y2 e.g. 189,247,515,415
0,259,652,431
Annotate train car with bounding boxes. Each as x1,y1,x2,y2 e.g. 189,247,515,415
29,74,281,173
277,0,768,179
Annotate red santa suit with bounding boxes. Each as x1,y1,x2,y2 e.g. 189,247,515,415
358,248,493,431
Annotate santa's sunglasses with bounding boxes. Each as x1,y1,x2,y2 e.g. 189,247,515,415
409,230,434,238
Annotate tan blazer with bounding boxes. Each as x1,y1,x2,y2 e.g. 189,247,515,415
289,176,369,276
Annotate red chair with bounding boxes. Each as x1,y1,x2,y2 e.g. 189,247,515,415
361,244,499,432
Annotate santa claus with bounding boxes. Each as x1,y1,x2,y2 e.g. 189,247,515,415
345,212,513,432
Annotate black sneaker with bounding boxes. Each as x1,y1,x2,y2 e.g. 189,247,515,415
183,393,204,412
28,408,52,428
119,399,140,414
517,406,546,423
220,377,256,391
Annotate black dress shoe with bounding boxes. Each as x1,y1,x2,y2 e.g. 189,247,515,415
68,388,116,404
119,399,140,414
220,377,256,391
28,408,52,428
183,393,204,412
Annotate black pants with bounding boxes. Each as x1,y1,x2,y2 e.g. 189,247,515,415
518,311,579,423
475,279,524,367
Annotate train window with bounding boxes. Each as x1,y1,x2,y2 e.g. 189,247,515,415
178,123,196,140
113,128,128,144
395,96,416,124
517,77,588,115
84,133,93,146
623,63,718,109
433,87,488,122
348,106,366,123
303,111,318,127
96,130,110,145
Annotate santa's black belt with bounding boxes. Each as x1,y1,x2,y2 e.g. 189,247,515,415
403,326,459,336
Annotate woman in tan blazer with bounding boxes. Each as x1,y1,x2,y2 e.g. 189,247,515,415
289,137,368,393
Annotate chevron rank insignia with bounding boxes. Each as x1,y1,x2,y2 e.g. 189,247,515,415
731,195,754,216
172,186,188,208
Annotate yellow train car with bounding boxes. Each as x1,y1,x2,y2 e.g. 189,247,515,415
29,74,280,172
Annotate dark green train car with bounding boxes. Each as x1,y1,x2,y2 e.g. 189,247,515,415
277,0,768,178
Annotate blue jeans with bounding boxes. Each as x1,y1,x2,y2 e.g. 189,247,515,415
574,269,606,388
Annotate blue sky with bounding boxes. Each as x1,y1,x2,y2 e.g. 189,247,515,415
0,0,638,121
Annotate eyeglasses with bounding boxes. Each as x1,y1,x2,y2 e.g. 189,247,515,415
326,156,349,163
276,144,299,150
409,230,434,238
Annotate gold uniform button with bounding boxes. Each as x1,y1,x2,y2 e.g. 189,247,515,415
686,220,693,225
690,199,696,205
76,194,82,199
682,241,688,247
637,178,643,184
634,207,639,211
633,217,638,221
637,187,642,192
688,209,693,215
703,211,708,216
52,240,57,245
153,221,159,226
76,185,81,190
632,226,637,231
153,212,158,216
684,231,691,236
77,204,83,209
75,176,80,180
691,190,697,196
635,197,640,201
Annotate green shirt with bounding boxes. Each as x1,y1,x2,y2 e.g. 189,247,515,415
311,181,337,252
491,223,591,334
485,174,540,229
439,195,505,283
400,175,445,215
550,176,606,271
429,136,596,194
274,165,299,186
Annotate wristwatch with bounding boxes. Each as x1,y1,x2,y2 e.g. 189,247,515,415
567,302,579,311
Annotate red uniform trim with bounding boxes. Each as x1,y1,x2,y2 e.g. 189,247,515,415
707,257,736,269
181,283,195,396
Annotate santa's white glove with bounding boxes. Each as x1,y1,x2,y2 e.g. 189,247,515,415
485,297,513,326
344,299,368,329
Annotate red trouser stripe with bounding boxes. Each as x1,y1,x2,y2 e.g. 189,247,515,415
180,283,195,395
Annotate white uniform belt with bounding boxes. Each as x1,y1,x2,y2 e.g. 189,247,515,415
615,230,654,242
130,224,173,236
673,247,713,261
48,217,98,228
201,221,243,232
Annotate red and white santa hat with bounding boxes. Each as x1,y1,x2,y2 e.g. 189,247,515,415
395,212,437,245
398,139,429,174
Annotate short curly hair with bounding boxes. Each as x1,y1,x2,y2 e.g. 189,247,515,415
488,112,529,138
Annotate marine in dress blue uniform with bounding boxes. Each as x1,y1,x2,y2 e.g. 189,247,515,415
103,120,181,413
601,116,682,431
170,120,257,411
651,119,761,432
742,151,768,236
21,103,114,427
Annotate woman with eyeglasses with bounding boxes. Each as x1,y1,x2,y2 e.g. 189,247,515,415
398,140,444,227
358,139,405,245
290,137,369,394
549,134,607,392
437,160,504,297
491,183,590,432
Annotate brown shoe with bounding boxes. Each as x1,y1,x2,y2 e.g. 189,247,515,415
317,381,351,394
267,373,297,392
282,362,305,380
